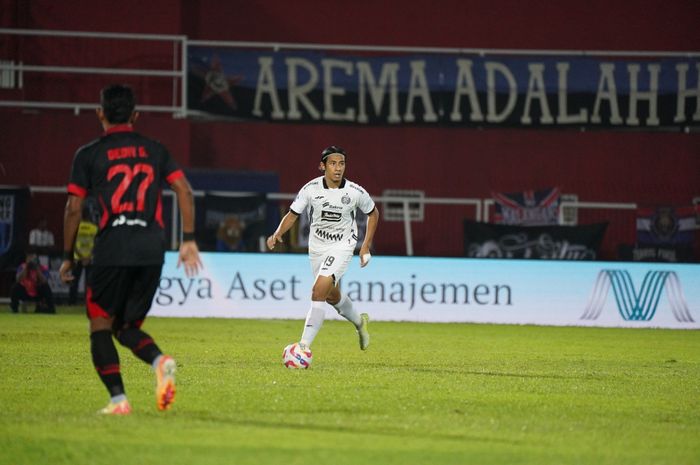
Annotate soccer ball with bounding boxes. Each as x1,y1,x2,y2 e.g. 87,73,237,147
282,342,313,369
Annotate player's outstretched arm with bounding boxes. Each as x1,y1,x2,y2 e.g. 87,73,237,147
171,176,202,277
178,240,202,277
360,207,379,267
267,211,299,250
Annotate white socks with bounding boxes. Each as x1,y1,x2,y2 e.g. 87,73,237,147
111,394,127,404
300,294,361,347
332,292,362,327
300,301,326,347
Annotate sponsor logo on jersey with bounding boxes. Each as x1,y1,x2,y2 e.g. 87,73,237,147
349,184,366,194
321,210,342,222
112,215,148,228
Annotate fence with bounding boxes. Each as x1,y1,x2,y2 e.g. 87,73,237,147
0,28,186,115
12,185,693,259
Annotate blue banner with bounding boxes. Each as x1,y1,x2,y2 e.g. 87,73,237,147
187,47,700,128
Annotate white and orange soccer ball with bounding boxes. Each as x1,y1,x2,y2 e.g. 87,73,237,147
282,342,313,369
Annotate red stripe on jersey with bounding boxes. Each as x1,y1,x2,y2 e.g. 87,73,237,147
155,191,164,228
97,195,109,229
86,287,110,319
166,170,185,184
104,124,134,135
67,183,87,198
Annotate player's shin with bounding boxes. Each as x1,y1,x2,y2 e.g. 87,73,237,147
116,328,162,365
332,292,362,327
90,330,125,398
300,301,326,348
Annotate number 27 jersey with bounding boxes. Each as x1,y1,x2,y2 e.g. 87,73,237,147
290,176,375,254
67,125,184,266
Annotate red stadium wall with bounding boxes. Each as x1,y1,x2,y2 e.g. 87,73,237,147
4,0,698,51
1,113,697,259
1,0,699,259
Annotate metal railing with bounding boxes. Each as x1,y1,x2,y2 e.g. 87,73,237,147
2,27,699,117
0,28,187,115
21,184,700,258
16,185,481,257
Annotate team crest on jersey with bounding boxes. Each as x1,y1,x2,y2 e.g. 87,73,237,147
341,194,351,205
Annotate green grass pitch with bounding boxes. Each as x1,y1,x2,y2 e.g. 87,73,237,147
0,309,698,465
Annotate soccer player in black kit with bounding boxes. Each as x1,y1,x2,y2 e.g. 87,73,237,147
59,84,202,415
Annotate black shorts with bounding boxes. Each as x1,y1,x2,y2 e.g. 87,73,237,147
86,265,163,327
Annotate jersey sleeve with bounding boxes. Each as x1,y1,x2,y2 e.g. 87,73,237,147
67,149,90,198
357,187,376,215
289,185,309,215
160,146,185,185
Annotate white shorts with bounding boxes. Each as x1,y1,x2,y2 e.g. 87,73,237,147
310,249,353,285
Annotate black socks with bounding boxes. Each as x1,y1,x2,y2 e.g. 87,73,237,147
90,330,124,397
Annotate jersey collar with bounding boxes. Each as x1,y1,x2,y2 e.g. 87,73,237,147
322,177,346,189
104,124,134,135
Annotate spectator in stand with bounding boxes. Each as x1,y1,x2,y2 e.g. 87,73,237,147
28,218,55,256
10,251,55,314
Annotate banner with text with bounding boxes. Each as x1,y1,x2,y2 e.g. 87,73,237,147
150,252,700,329
463,221,607,260
630,205,697,263
187,47,700,128
493,187,560,225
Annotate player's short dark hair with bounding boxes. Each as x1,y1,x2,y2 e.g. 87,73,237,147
321,145,347,162
100,84,136,124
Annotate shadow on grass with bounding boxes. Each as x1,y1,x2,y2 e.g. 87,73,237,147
180,411,523,446
407,366,604,381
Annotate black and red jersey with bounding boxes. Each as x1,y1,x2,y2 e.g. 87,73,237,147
67,125,184,266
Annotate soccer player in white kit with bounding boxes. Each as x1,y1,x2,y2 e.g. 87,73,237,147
267,146,379,351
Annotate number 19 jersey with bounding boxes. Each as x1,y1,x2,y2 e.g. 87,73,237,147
67,125,184,266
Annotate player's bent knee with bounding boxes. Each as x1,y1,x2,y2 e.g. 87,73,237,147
89,316,114,333
325,287,341,305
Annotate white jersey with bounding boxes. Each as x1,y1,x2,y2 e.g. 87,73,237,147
290,176,375,254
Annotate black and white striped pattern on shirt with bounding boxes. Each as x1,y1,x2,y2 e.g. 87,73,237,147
315,229,344,242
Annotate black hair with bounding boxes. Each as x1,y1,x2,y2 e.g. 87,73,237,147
100,84,136,124
320,145,347,162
